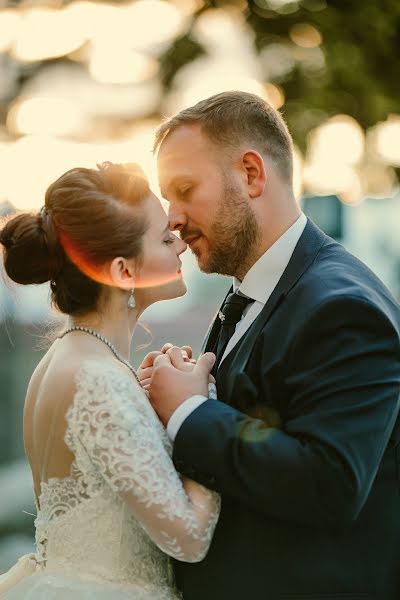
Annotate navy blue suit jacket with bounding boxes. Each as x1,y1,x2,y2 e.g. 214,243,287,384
172,219,400,600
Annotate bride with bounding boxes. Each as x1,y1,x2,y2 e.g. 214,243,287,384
0,162,220,599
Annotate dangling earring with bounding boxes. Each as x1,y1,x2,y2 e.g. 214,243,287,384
128,288,136,309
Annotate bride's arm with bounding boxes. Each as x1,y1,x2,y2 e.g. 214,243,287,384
69,362,220,563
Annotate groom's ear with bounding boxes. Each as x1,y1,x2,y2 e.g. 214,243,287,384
241,150,267,199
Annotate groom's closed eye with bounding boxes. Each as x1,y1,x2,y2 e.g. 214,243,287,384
177,187,191,199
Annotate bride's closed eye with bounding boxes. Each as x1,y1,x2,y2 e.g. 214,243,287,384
164,235,175,245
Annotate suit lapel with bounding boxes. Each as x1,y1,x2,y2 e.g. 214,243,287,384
217,219,330,394
249,218,328,331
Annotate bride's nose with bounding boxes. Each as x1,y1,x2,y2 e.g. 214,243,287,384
176,236,187,255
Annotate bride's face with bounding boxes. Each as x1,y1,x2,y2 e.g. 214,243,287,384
134,193,187,307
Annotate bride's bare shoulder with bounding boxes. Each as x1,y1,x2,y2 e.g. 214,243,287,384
28,346,86,393
26,338,136,429
24,357,84,430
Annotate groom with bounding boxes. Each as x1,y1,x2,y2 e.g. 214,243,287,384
147,91,400,599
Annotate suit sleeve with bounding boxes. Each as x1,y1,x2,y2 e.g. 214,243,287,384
172,296,400,525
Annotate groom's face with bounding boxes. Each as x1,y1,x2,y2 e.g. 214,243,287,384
157,123,258,276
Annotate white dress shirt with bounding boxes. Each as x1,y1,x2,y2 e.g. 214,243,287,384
167,213,307,441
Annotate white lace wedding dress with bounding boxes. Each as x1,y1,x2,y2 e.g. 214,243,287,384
0,359,220,599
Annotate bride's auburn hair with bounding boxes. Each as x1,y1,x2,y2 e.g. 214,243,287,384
0,162,150,315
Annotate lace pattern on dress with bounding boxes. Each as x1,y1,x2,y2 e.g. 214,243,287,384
34,462,105,566
34,358,220,587
66,360,220,562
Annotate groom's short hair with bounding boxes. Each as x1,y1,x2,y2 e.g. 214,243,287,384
154,90,294,185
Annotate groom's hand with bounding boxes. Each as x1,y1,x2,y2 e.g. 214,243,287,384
149,350,216,426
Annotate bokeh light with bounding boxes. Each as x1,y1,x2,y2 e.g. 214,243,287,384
88,46,159,85
307,115,365,166
11,6,87,62
7,96,87,137
290,23,322,48
304,115,365,202
265,83,285,109
374,116,400,166
0,9,20,53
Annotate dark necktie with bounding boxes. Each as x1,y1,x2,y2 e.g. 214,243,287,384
214,292,253,371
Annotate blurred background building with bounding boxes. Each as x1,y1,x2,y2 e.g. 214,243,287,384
0,0,399,572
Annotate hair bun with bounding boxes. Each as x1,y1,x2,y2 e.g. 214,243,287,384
0,232,15,249
0,211,64,285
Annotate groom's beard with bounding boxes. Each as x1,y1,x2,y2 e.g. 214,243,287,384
198,177,260,277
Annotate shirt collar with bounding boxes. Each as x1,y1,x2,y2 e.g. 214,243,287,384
233,213,307,304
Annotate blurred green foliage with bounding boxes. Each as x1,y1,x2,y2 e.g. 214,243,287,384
158,0,400,167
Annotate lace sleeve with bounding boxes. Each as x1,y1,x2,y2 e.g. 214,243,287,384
68,360,220,563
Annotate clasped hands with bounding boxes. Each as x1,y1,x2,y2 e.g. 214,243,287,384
137,344,216,426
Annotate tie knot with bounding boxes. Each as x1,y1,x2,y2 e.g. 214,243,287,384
220,292,253,326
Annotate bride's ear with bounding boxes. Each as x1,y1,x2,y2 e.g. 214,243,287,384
108,257,136,290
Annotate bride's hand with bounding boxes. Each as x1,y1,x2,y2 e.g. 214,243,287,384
163,346,216,385
137,350,163,390
162,343,194,364
137,344,196,391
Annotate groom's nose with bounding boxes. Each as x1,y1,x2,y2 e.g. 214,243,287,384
168,203,187,232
